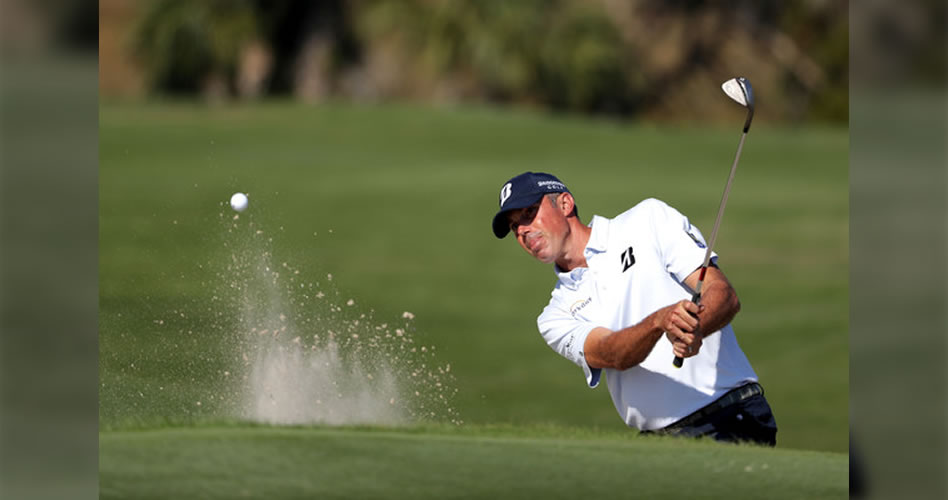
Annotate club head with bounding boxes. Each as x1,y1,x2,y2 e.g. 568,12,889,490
721,77,755,132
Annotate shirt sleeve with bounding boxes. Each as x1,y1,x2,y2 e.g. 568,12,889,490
537,301,602,388
648,199,718,282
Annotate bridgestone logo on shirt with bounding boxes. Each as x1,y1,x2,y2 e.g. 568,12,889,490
621,246,636,272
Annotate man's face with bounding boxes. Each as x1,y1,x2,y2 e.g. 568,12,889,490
507,195,569,264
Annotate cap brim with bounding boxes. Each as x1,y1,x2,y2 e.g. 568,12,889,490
492,212,512,239
491,194,544,239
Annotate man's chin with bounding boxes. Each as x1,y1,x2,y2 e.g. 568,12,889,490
533,252,554,264
521,243,552,263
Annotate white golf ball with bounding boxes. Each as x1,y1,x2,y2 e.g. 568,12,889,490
230,192,249,212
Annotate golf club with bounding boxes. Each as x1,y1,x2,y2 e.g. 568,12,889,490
674,77,754,368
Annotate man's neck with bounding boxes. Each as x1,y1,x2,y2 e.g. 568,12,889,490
555,219,592,272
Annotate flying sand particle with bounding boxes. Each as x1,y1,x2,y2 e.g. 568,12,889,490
208,214,458,427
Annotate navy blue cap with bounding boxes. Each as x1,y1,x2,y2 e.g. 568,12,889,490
492,172,571,238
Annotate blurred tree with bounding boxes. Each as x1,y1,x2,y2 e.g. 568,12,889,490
355,0,646,113
123,0,849,122
254,0,361,100
771,1,848,121
133,0,258,96
538,2,643,113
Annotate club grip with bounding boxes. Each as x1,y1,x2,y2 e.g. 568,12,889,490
672,291,702,369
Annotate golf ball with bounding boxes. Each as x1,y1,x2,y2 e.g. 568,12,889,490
230,192,249,212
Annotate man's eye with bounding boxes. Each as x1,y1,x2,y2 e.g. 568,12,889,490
510,204,539,231
509,214,523,230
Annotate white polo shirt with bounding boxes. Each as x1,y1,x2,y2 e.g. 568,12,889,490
537,198,758,430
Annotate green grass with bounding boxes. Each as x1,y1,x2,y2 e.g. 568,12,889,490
100,423,848,499
100,100,847,455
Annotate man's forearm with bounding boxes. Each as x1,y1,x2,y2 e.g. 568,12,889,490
586,301,697,370
598,319,665,370
694,279,740,337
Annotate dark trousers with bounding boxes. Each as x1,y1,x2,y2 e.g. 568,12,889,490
642,385,778,446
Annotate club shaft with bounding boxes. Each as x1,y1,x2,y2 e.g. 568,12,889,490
692,131,747,297
673,130,747,369
705,132,746,265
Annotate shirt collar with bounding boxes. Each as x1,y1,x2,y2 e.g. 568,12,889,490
554,215,609,289
584,215,609,254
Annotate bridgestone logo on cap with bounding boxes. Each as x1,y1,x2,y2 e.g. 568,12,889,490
538,181,565,190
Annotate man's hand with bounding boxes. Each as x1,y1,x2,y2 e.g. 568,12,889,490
654,300,703,358
669,333,702,358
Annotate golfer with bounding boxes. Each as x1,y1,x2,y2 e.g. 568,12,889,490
492,171,777,445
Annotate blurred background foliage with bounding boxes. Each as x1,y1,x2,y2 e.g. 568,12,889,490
132,0,259,94
101,0,849,123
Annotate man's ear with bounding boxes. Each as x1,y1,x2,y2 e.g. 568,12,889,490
559,192,575,216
